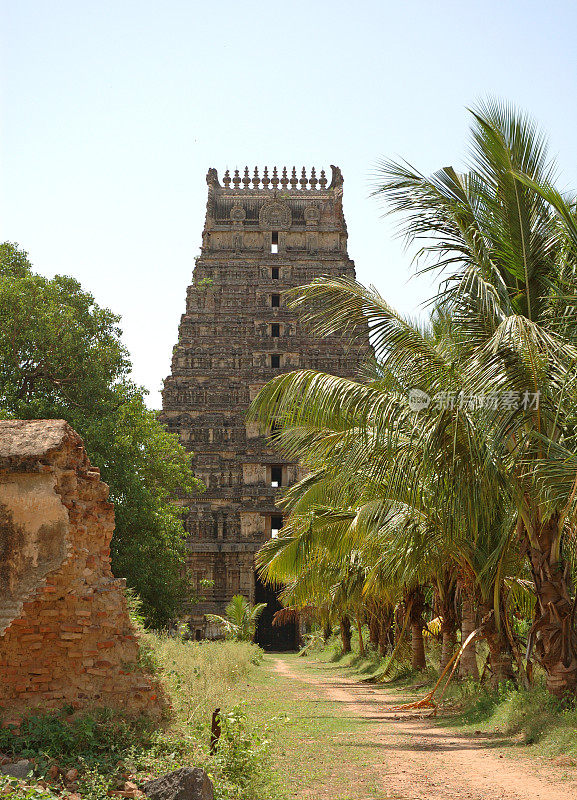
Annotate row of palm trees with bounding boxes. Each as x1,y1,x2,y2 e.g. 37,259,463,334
249,100,577,698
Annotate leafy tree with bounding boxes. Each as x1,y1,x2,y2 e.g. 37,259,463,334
0,242,203,626
0,242,130,414
88,387,203,625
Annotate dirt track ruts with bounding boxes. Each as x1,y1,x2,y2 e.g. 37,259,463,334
274,657,577,800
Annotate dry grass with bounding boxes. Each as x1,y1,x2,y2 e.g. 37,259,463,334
145,633,264,729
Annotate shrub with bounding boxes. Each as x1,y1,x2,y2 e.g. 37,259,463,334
209,705,276,800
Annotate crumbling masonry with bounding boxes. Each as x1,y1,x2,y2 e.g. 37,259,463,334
161,166,369,645
0,420,165,716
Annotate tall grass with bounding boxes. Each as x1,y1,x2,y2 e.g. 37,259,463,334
146,634,263,729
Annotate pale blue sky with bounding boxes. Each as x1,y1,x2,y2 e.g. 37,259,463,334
2,0,576,407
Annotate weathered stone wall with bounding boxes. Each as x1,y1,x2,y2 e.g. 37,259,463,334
0,419,165,717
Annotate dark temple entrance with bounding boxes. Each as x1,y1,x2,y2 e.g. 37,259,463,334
254,573,298,651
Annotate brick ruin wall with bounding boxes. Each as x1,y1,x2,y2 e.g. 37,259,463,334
0,419,166,718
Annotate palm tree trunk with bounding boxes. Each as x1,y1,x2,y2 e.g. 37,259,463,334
439,579,458,674
459,596,479,680
411,622,426,670
440,619,457,674
340,615,352,653
408,588,426,671
481,605,514,685
368,611,380,649
524,513,577,698
378,606,394,656
357,618,366,657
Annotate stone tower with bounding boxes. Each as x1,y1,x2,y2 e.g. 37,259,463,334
162,165,368,645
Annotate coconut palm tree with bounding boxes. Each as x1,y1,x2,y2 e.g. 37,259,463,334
206,595,267,642
373,99,577,696
250,100,577,696
250,284,521,682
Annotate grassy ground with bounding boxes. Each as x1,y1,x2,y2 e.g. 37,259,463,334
0,637,384,800
156,636,386,799
5,631,577,800
310,631,577,767
227,652,384,800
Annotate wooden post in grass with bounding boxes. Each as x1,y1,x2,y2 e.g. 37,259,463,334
210,708,221,754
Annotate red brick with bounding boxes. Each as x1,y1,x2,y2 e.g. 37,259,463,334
0,419,165,717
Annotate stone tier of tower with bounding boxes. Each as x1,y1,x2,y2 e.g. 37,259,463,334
161,165,368,643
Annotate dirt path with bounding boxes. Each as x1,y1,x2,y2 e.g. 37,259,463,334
274,656,577,800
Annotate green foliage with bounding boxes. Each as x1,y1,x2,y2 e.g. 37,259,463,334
124,587,147,629
75,764,115,800
148,636,265,732
194,276,214,290
0,640,280,800
0,243,203,626
441,675,577,758
209,706,276,800
90,388,203,626
249,100,577,696
0,241,36,278
0,777,58,800
0,708,169,775
206,596,267,642
0,242,130,416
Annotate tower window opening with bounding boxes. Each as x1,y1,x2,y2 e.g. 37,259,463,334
271,267,280,279
271,231,279,254
271,293,280,308
270,465,283,488
271,514,283,539
271,323,280,337
270,354,280,368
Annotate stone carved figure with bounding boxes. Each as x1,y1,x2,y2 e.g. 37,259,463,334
259,200,292,230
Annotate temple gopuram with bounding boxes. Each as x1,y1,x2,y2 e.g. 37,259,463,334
161,165,368,647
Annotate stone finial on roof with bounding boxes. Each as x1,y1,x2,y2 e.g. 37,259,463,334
329,164,344,189
205,166,343,192
206,167,220,188
310,166,318,190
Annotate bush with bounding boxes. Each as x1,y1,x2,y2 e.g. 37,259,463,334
0,777,58,800
0,708,171,775
209,705,277,800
